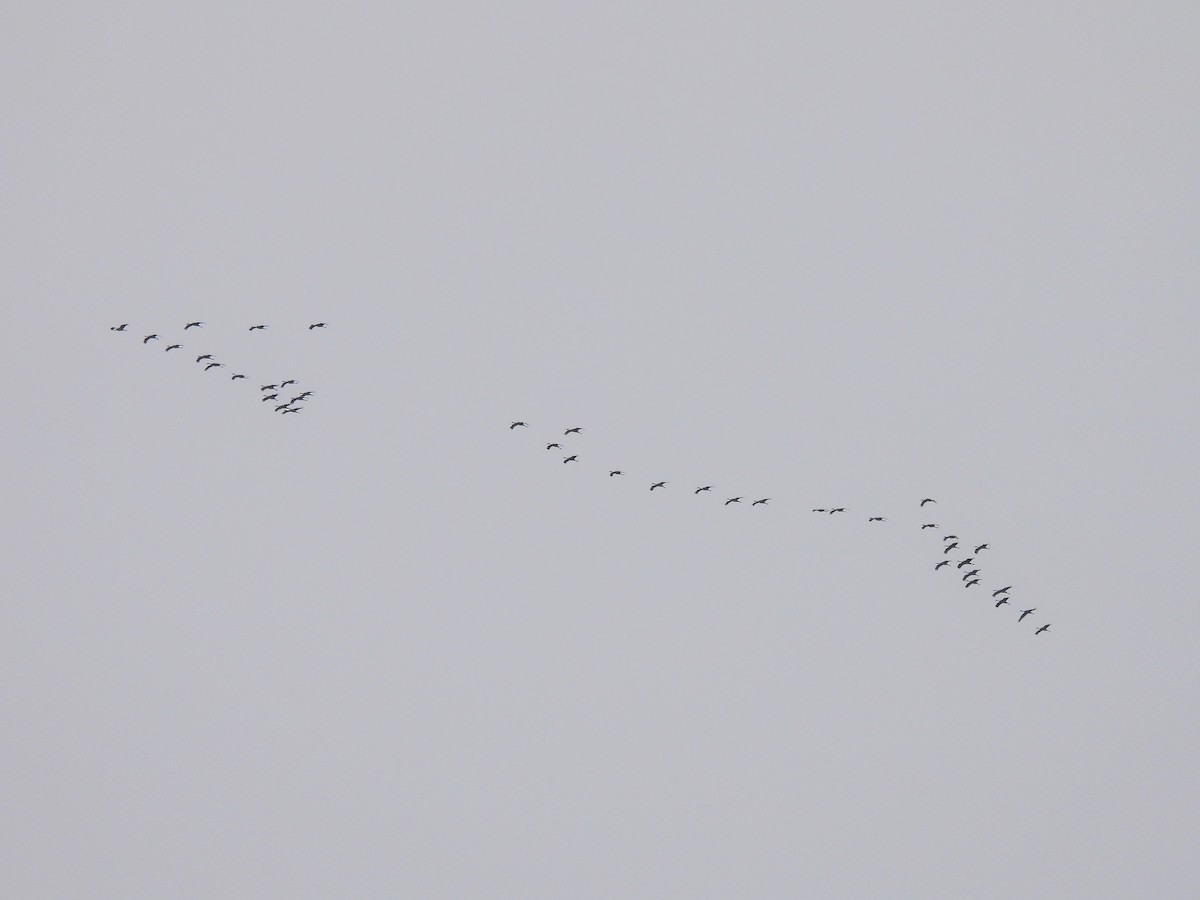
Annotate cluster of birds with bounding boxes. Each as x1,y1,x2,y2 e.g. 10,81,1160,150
109,321,326,415
510,421,1051,635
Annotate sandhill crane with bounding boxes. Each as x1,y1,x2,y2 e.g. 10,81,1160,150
868,516,885,521
509,421,527,429
231,374,246,380
943,535,958,541
920,498,936,506
1018,608,1036,622
309,323,326,329
196,354,213,362
282,407,301,414
165,344,181,351
143,334,158,344
546,443,561,450
204,362,223,371
563,455,578,463
262,394,279,402
695,486,713,494
994,597,1009,608
829,507,846,514
935,560,951,570
964,579,980,588
249,324,267,331
962,569,980,579
812,508,827,513
725,497,742,506
297,391,313,400
184,321,204,329
974,543,990,554
650,481,667,491
280,380,296,388
289,395,305,404
274,403,290,412
609,470,622,477
110,324,128,331
992,586,1012,597
1035,624,1051,635
956,558,975,569
943,542,959,554
753,498,770,506
921,523,938,529
261,384,278,391
564,427,583,435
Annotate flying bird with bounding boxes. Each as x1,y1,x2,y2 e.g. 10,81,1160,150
725,497,742,506
204,362,223,371
274,403,290,412
609,470,622,477
1035,624,1051,635
196,354,213,362
829,507,846,514
964,579,980,588
920,498,936,506
974,544,990,554
1018,608,1036,622
994,597,1009,608
934,560,951,570
943,542,959,554
297,391,313,399
546,443,561,450
564,427,583,435
308,323,326,329
165,344,181,351
509,421,527,429
695,486,713,494
962,569,980,579
231,373,246,380
261,394,278,402
184,321,204,329
921,523,938,529
110,324,128,331
867,516,885,521
289,395,305,403
812,508,827,513
956,558,975,569
992,586,1012,597
282,407,301,414
261,384,278,391
753,498,770,506
563,455,578,464
280,380,296,388
650,481,667,491
249,324,267,331
943,535,958,541
142,334,158,344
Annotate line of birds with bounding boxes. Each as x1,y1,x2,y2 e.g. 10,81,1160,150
511,421,1051,635
110,322,324,415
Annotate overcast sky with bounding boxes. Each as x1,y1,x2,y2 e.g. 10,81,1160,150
4,2,1199,897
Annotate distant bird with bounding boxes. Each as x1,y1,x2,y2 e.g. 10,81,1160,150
142,334,158,344
564,427,583,435
974,544,990,554
249,324,267,331
261,384,278,391
943,542,959,554
812,508,827,513
274,403,290,412
261,394,278,402
956,558,975,569
196,354,213,362
962,569,980,579
964,579,980,588
563,455,578,463
1018,608,1036,622
725,497,742,506
829,507,846,514
921,523,938,529
992,586,1012,597
282,407,301,414
289,395,305,403
650,481,667,491
509,421,527,429
1035,624,1051,635
753,498,770,506
994,597,1009,608
184,321,204,329
609,470,622,477
867,516,885,521
110,324,128,331
308,323,326,329
934,560,951,570
204,362,223,371
280,380,296,388
695,486,713,494
297,391,313,399
546,443,561,450
920,498,936,506
943,535,958,541
231,373,246,381
165,344,181,351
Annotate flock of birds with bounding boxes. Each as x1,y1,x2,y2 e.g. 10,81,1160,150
109,321,325,415
510,421,1051,635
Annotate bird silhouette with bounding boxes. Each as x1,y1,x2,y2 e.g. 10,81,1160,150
943,535,958,541
994,597,1009,608
142,334,158,344
921,523,938,529
609,470,622,477
956,558,975,569
249,324,267,331
753,498,770,506
308,323,327,329
564,427,583,435
563,455,578,464
650,481,667,491
546,443,561,450
934,560,951,570
509,421,527,429
204,362,223,371
297,391,313,399
812,508,827,513
261,394,279,402
964,579,980,588
1018,608,1036,622
280,380,296,388
196,354,213,362
962,569,980,579
231,373,246,381
868,515,885,521
829,508,846,514
165,344,181,351
725,497,742,505
974,543,990,554
261,384,278,391
289,395,305,404
274,403,290,411
920,498,936,506
992,586,1012,597
184,321,204,329
282,407,301,414
1035,624,1051,635
695,486,713,494
943,542,959,554
110,324,128,331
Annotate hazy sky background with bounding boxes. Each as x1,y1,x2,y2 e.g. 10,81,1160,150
4,2,1199,897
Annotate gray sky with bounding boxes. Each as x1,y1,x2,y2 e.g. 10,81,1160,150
4,2,1199,897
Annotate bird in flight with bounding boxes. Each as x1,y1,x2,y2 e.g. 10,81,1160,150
812,508,827,513
289,395,306,404
282,407,301,414
829,507,846,514
974,543,990,554
992,586,1012,597
867,516,885,521
280,380,297,388
249,324,267,331
165,344,181,352
964,578,980,588
204,362,223,371
956,558,975,569
962,569,980,580
231,373,246,381
308,323,327,329
934,560,951,570
1035,624,1051,635
994,597,1009,608
184,321,204,329
609,470,622,477
564,427,583,435
943,542,959,554
695,486,713,494
274,403,290,412
921,523,938,529
509,421,527,429
110,324,128,331
563,455,578,464
920,498,936,506
143,334,158,344
724,497,742,506
297,391,313,400
943,535,958,541
546,442,561,450
1018,608,1036,622
650,481,667,491
753,498,770,506
196,354,213,362
261,394,279,402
